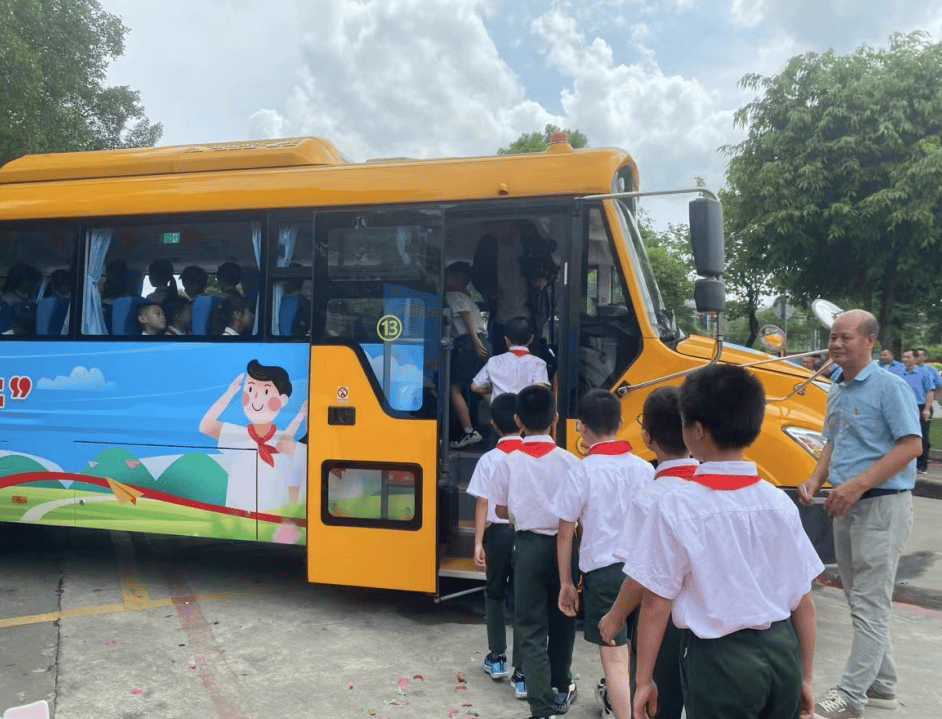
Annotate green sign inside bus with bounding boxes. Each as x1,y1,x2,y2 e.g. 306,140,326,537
162,232,181,244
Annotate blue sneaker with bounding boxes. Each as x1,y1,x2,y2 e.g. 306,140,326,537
483,651,509,678
553,682,577,714
512,668,527,699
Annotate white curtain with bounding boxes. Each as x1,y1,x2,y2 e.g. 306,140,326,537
272,225,298,335
251,222,262,335
82,229,112,335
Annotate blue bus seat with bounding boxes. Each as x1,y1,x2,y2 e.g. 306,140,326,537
191,294,223,336
37,297,70,335
279,295,303,336
111,296,148,335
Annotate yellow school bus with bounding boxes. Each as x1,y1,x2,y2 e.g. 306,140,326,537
0,137,827,596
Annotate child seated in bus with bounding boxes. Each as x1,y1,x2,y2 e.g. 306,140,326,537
163,296,192,336
622,365,822,719
217,261,244,298
214,295,254,336
181,265,208,299
551,388,654,719
464,393,522,688
444,261,489,449
471,316,548,402
2,303,37,337
146,259,177,304
137,303,166,336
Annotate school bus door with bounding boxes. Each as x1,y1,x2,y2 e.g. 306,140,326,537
305,208,442,593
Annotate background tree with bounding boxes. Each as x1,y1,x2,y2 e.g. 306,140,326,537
636,215,698,337
0,0,162,165
497,124,588,154
723,32,942,351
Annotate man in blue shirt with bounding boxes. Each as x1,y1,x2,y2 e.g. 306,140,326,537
800,310,921,719
878,348,904,376
909,349,938,473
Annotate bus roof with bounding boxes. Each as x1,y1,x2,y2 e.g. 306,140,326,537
0,137,638,221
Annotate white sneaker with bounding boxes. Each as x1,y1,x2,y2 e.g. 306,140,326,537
814,688,862,719
450,430,482,449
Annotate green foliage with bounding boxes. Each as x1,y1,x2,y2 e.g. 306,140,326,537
636,213,697,336
723,32,942,347
0,0,162,164
497,124,588,154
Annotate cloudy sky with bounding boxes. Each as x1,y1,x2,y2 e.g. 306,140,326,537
100,0,942,227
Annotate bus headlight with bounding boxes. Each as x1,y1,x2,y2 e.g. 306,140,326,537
783,426,826,459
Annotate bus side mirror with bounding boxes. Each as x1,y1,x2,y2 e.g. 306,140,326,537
694,278,726,314
689,198,725,278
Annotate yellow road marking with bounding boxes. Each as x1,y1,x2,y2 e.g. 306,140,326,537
111,530,153,608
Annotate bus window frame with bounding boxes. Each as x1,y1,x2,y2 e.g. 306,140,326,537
320,459,423,531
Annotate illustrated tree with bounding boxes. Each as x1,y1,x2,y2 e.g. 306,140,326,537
497,124,588,154
723,32,942,349
0,0,162,165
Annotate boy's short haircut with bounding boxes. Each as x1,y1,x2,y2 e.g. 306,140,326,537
163,295,190,326
445,261,472,281
579,388,621,434
516,384,555,433
181,265,208,290
148,259,174,285
503,316,532,346
247,358,292,396
490,392,518,434
679,364,765,449
217,261,242,287
137,302,162,319
642,386,686,454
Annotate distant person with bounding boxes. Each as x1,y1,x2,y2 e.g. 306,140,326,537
916,347,940,471
102,260,132,302
217,262,244,298
471,316,548,403
550,389,654,719
2,303,37,336
464,393,523,688
814,354,828,372
800,354,818,371
163,296,192,336
1,263,42,305
44,269,74,298
800,310,921,719
280,262,311,337
181,265,208,299
900,349,934,474
137,303,166,336
879,348,904,375
215,294,254,337
445,261,489,449
146,259,177,304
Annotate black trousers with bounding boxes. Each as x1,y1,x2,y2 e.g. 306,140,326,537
918,404,929,471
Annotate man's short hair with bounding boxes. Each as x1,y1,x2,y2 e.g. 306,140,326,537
516,384,555,433
859,314,879,338
247,359,292,396
490,392,518,434
503,317,532,346
579,389,621,435
916,347,928,357
903,348,916,358
642,386,686,455
217,262,242,287
679,364,765,450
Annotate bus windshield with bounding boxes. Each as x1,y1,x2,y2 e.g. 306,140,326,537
614,199,682,343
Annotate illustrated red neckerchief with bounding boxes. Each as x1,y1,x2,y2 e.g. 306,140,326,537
497,438,524,454
587,440,633,456
508,346,529,357
247,424,278,467
517,441,556,458
689,472,761,490
654,463,698,481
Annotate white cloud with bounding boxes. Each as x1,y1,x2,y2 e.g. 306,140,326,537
39,367,116,391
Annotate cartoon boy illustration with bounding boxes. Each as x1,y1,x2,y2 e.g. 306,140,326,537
200,359,307,511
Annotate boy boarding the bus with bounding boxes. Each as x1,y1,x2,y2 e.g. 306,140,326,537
488,385,579,719
550,389,654,719
465,393,523,688
600,385,698,719
623,365,822,719
471,316,548,402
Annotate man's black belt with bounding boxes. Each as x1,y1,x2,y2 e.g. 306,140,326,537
860,488,910,500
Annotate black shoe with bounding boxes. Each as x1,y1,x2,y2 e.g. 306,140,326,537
553,682,577,713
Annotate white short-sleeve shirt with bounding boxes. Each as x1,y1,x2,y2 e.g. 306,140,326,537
486,435,580,535
217,422,293,512
548,441,655,573
472,348,548,398
465,437,521,524
620,460,824,639
445,291,486,337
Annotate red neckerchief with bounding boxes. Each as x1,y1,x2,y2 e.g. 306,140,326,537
654,464,698,481
587,440,633,456
508,346,529,357
689,472,761,490
247,424,278,467
497,437,523,454
517,441,556,458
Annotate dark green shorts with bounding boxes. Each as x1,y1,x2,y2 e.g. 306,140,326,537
582,562,627,646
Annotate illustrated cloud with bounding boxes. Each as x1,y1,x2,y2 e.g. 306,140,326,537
38,366,116,391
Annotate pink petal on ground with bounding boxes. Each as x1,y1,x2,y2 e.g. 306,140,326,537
391,699,409,706
397,677,409,691
448,710,459,719
460,701,473,707
412,674,424,680
456,672,466,683
130,688,143,695
105,640,115,645
348,681,354,690
188,662,197,669
455,685,467,690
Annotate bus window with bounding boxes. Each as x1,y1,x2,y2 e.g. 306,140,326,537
315,209,443,417
0,228,77,338
268,213,313,339
323,464,420,529
578,207,641,393
81,219,261,337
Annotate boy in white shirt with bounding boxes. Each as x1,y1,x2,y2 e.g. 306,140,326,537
489,385,580,719
465,393,523,687
624,365,822,719
471,316,548,402
600,385,697,719
137,303,166,335
551,389,654,719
